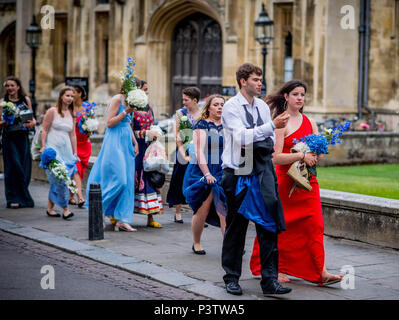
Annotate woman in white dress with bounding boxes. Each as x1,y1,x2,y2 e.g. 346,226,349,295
40,87,78,220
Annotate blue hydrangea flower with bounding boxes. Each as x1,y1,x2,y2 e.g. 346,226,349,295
40,148,57,169
2,113,15,125
297,134,329,155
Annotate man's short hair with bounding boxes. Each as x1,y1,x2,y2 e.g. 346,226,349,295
236,63,263,89
182,87,201,102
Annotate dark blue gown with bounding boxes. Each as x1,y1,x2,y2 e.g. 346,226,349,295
1,95,34,208
182,120,226,227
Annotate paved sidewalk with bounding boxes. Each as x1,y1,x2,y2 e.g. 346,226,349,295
1,179,399,300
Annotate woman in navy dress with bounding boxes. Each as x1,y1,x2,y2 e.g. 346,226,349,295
183,94,227,255
167,87,201,223
0,77,36,209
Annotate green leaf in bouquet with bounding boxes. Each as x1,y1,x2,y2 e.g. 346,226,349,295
308,165,317,178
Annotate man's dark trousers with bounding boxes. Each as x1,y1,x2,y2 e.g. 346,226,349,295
221,168,278,291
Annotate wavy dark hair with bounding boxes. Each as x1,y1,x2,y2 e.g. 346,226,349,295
266,80,307,119
3,76,28,100
72,85,87,101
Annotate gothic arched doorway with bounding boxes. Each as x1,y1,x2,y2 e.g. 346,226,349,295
0,22,16,96
171,13,222,112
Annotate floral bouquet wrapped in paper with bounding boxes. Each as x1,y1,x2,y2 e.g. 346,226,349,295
120,57,148,111
287,121,351,196
0,101,20,125
40,148,77,194
77,101,99,138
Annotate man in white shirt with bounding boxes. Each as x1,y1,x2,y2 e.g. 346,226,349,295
221,63,291,296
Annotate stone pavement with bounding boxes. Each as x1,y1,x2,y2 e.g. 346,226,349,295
1,179,399,300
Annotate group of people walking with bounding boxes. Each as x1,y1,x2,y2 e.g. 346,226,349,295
0,61,343,297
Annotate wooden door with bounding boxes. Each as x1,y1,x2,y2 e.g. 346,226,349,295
171,13,222,113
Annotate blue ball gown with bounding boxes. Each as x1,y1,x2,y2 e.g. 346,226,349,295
86,99,135,224
182,120,227,227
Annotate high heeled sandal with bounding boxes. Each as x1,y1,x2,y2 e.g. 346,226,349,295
116,222,137,232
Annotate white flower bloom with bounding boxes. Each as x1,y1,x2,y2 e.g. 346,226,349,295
85,118,99,132
292,142,311,153
126,89,148,108
180,116,188,122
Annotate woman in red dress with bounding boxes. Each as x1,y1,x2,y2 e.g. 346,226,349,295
69,85,91,207
250,80,343,286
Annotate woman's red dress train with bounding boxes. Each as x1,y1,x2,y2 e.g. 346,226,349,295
250,115,325,283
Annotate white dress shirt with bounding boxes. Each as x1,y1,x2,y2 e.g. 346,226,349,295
221,91,275,171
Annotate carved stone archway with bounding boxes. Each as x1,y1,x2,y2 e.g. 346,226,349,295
145,0,224,115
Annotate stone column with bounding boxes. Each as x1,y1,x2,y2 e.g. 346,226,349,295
15,0,33,92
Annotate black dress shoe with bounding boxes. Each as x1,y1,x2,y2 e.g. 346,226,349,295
174,215,184,223
46,211,61,218
62,212,74,220
263,282,292,295
226,282,242,295
192,245,206,255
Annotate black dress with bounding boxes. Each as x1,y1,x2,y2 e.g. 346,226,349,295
1,95,34,208
166,108,196,207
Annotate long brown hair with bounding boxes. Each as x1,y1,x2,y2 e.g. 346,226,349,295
3,76,28,99
56,87,75,118
198,94,225,121
266,80,307,119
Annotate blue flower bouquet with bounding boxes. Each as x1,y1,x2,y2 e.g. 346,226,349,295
0,101,20,125
287,121,351,196
77,101,99,137
40,148,77,194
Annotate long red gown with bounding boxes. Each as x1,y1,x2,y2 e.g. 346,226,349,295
250,115,325,283
75,115,92,179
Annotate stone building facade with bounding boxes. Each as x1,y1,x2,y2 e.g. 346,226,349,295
1,0,398,130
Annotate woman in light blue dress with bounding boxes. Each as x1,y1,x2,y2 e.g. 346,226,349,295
86,94,139,231
41,87,78,220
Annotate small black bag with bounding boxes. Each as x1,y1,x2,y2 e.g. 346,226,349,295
147,171,166,189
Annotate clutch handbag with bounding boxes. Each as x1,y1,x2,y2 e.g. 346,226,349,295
19,109,34,123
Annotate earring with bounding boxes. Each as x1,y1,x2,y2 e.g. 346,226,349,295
284,100,288,110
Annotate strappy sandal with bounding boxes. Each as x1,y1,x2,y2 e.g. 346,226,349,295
116,221,137,232
278,273,291,283
318,275,343,287
69,199,78,205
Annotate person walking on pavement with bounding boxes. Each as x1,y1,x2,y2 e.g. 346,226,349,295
183,94,227,255
249,80,343,286
69,85,90,208
0,76,36,209
166,87,201,223
220,63,292,296
40,87,78,220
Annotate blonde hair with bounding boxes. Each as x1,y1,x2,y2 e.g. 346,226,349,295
197,94,225,121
